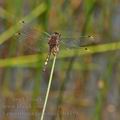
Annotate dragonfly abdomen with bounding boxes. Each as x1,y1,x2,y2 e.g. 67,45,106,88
43,53,51,72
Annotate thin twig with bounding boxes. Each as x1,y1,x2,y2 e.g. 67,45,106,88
40,55,57,120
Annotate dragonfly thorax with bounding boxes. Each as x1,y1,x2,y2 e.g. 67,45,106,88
48,32,61,45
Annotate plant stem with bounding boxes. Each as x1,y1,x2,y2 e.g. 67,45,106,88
40,55,57,120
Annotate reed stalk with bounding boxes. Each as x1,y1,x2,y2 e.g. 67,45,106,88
40,55,57,120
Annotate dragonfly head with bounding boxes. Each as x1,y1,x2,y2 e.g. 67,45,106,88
53,32,61,38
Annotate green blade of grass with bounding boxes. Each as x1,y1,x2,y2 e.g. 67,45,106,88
0,42,120,67
0,2,46,45
0,7,15,19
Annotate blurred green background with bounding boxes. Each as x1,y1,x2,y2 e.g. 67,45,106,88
0,0,120,120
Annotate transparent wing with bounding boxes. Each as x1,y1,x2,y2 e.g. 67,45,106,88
60,35,97,49
14,27,50,53
55,30,99,49
15,31,97,53
14,21,99,52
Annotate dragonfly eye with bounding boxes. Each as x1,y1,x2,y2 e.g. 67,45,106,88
53,32,61,38
54,32,61,36
54,32,59,34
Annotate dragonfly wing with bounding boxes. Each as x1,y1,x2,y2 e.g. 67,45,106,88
15,29,50,53
61,36,96,49
13,20,51,53
60,38,80,48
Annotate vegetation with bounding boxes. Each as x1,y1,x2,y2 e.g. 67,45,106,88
0,0,120,120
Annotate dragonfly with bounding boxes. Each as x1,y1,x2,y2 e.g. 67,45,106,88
41,32,60,71
15,21,96,71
